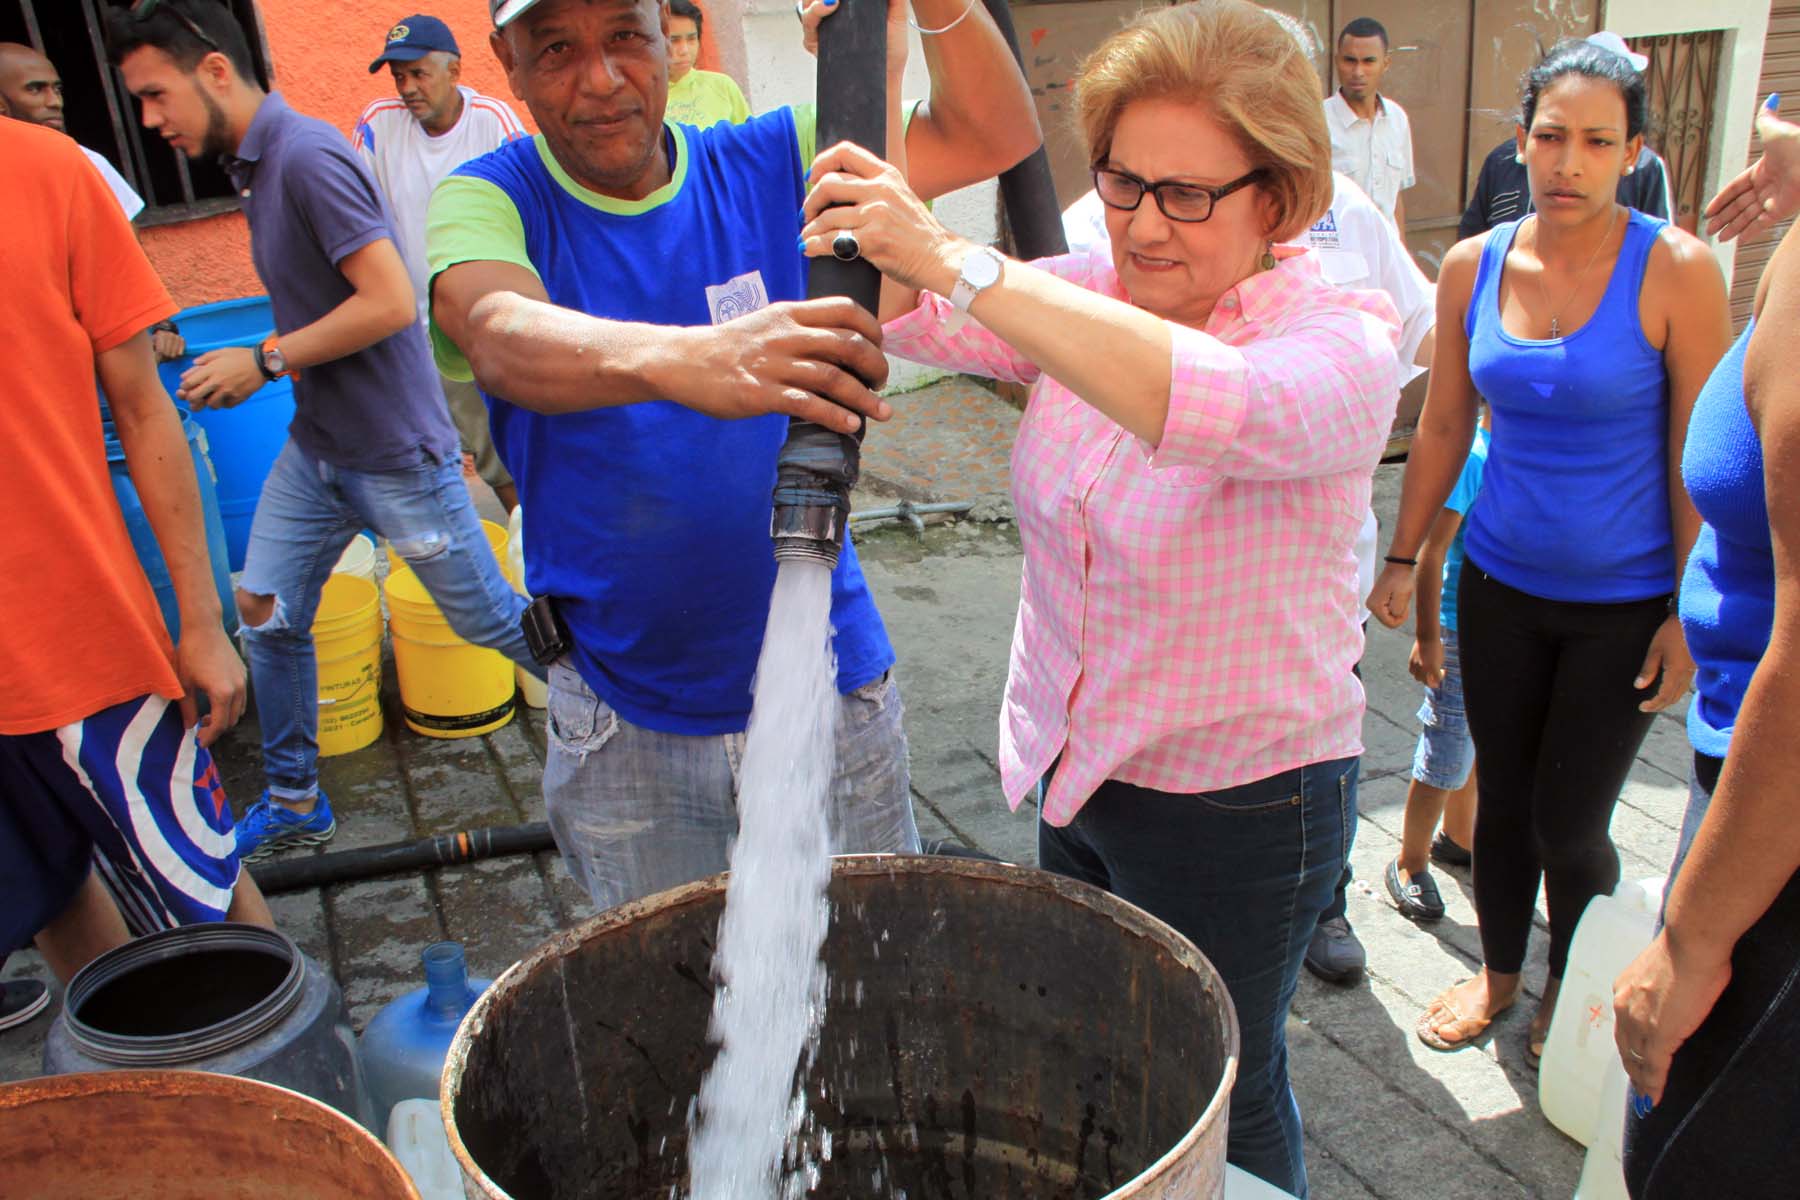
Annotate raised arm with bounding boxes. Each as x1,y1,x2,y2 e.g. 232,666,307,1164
1705,97,1800,243
806,142,1398,466
802,0,1039,200
902,0,1039,198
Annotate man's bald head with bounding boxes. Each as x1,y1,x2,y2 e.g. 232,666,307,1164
0,43,65,131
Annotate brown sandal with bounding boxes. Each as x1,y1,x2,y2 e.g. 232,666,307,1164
1416,982,1514,1051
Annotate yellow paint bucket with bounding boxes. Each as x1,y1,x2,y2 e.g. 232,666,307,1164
331,533,377,582
312,574,384,756
384,565,515,738
385,519,508,577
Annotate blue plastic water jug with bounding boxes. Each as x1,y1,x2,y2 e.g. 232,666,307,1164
359,943,493,1129
101,406,239,640
154,297,297,571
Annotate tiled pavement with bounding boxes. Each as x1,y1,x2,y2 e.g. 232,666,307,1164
1,379,1690,1198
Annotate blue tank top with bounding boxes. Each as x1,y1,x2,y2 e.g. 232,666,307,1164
1463,209,1675,602
1680,321,1771,758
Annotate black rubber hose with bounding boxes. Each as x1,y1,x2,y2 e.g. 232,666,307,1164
978,0,1070,261
247,823,556,895
772,0,888,568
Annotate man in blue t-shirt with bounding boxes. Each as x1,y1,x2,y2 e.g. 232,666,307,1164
108,1,540,863
429,0,1040,911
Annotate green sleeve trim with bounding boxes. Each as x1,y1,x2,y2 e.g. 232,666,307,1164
425,174,539,380
791,99,920,180
537,131,690,215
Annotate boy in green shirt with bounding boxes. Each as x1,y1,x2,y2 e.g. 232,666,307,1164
663,0,748,126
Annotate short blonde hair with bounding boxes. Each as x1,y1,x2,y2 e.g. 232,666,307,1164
1075,0,1333,242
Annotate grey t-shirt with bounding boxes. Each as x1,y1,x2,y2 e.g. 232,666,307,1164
225,93,458,472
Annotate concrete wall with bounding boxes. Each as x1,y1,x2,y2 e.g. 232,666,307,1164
1601,0,1773,283
738,0,1004,391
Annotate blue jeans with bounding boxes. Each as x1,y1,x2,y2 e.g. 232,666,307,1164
540,661,919,912
238,439,535,799
1413,628,1475,790
1037,757,1358,1198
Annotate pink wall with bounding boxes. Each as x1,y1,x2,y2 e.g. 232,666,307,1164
142,1,748,308
144,0,536,307
144,0,742,309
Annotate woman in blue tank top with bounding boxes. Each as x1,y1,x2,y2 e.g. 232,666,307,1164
1612,130,1800,1196
1367,42,1732,1059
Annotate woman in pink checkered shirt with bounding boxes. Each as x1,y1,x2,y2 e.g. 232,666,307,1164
801,3,1401,1194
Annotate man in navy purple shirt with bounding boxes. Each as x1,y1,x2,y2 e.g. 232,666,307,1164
107,0,538,862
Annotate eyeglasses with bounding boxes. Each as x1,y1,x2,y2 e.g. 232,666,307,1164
129,0,223,55
1093,165,1267,223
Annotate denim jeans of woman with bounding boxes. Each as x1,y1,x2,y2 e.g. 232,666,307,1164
237,439,537,800
1038,757,1357,1198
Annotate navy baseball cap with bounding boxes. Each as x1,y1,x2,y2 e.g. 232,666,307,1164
368,14,460,73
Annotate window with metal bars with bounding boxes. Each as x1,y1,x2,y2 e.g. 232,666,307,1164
3,0,271,226
1627,29,1725,234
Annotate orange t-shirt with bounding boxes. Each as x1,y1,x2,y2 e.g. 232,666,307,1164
1,120,183,733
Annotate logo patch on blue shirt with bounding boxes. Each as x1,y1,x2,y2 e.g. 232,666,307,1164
705,271,770,325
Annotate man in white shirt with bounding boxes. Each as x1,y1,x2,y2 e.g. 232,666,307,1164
1063,171,1437,983
0,41,181,356
354,14,528,511
1324,17,1414,237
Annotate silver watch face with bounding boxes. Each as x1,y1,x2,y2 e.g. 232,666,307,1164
963,249,1003,290
264,347,287,374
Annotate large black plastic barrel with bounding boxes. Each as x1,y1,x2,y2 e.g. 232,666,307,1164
42,922,373,1129
444,857,1239,1199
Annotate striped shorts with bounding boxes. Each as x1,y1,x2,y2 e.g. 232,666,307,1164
1,693,241,956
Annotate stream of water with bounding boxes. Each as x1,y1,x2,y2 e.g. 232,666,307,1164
686,560,840,1199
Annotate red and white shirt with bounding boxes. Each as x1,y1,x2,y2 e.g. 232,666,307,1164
884,247,1401,823
353,86,527,321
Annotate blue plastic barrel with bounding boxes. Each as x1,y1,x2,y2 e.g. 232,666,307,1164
105,410,239,640
154,297,296,571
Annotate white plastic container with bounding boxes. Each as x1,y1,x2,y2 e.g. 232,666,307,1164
385,1098,464,1200
1573,1050,1633,1200
332,532,378,582
506,505,547,710
1226,1163,1302,1198
1539,876,1664,1146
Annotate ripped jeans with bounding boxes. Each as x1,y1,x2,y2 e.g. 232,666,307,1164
238,439,536,801
541,660,919,912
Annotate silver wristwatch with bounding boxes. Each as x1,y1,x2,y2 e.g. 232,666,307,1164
946,245,1004,332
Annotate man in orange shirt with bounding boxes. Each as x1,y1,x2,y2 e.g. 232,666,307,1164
0,117,272,1030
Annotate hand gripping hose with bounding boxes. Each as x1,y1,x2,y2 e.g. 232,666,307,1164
771,0,887,567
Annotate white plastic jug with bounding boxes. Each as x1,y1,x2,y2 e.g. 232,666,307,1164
1226,1163,1302,1198
506,505,548,709
386,1098,464,1200
1539,876,1664,1146
1573,1049,1633,1200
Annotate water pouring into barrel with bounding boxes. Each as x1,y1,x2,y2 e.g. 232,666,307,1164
443,858,1240,1199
